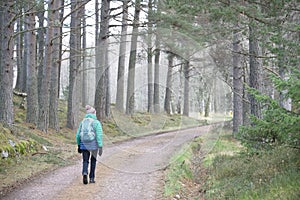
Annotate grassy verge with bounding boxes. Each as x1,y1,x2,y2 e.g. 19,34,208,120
164,138,202,199
163,125,300,200
207,146,300,200
163,124,235,199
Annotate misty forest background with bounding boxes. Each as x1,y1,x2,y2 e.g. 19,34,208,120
0,1,300,199
0,0,299,150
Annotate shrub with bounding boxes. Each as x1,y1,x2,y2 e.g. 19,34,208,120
238,88,300,151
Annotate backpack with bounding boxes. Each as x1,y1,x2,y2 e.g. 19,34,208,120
80,118,96,142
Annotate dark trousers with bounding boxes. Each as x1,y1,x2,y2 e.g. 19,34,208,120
82,150,97,179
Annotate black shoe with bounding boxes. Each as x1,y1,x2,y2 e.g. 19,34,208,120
83,174,88,184
90,178,95,183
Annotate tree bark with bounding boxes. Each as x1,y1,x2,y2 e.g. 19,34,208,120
177,64,184,114
38,0,55,132
125,0,141,115
25,2,38,125
204,95,210,117
147,0,154,113
164,53,174,114
0,0,15,124
67,0,81,129
37,2,45,110
95,0,99,46
21,1,27,94
58,0,64,98
49,0,61,131
82,4,87,107
22,4,28,94
95,0,110,120
183,60,190,116
15,11,25,93
153,38,160,113
249,23,261,118
153,0,161,114
105,42,111,117
116,0,129,113
232,28,243,134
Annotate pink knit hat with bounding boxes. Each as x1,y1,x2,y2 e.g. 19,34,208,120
85,105,96,114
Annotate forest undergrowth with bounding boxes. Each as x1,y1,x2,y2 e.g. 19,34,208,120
164,125,300,200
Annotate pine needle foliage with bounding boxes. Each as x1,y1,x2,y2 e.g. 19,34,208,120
238,69,300,151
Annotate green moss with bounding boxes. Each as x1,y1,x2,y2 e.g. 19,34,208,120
0,145,15,157
24,131,52,146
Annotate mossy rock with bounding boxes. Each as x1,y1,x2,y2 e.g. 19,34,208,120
0,144,16,158
15,141,27,155
16,140,39,155
0,139,40,158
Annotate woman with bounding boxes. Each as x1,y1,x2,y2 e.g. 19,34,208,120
76,105,103,184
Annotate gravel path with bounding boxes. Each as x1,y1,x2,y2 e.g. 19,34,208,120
2,125,212,200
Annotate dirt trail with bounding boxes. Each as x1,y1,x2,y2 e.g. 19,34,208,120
2,125,212,200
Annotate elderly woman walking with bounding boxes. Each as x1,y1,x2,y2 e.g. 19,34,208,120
76,105,103,184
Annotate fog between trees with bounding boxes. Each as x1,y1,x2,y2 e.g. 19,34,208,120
1,0,299,136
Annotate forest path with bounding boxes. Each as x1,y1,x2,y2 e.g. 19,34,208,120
2,125,212,200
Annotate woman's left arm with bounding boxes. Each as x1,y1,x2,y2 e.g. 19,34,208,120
95,121,103,147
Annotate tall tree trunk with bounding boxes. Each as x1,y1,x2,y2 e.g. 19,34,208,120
213,79,218,113
82,3,87,107
105,47,111,117
183,60,190,116
249,23,261,118
95,0,110,120
177,64,184,114
125,0,141,115
147,0,154,113
37,2,45,108
0,0,15,124
38,0,56,132
94,0,99,108
49,0,61,131
95,0,99,47
153,39,160,113
153,0,161,113
164,53,174,114
25,3,38,125
116,0,129,112
22,6,28,94
15,11,25,92
67,0,81,129
58,0,64,98
204,95,210,117
242,63,250,126
19,1,27,93
232,27,243,134
75,3,83,107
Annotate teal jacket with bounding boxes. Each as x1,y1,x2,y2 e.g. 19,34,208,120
76,114,103,150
